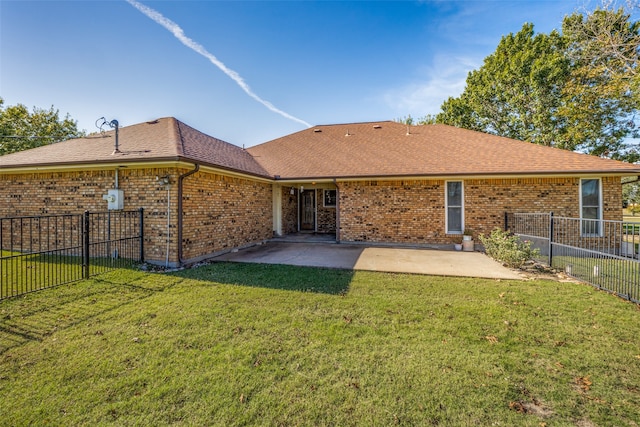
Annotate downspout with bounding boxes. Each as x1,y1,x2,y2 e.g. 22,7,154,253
178,163,200,266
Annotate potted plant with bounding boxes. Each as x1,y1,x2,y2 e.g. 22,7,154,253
462,229,473,241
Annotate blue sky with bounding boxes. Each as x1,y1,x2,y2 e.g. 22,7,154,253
1,0,595,147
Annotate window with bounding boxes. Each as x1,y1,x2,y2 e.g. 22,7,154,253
446,181,463,234
580,178,602,236
323,189,337,208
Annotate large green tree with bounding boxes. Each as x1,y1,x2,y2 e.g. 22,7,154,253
437,6,639,161
0,97,84,156
438,24,573,149
561,6,639,160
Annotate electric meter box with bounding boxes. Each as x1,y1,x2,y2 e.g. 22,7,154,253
103,189,124,210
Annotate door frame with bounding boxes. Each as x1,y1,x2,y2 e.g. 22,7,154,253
298,189,317,232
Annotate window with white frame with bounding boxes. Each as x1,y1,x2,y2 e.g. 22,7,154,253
323,189,337,208
446,181,463,234
580,178,602,236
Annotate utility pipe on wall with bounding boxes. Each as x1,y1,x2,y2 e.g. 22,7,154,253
177,163,200,266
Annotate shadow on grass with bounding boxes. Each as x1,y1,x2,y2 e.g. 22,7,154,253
1,251,143,300
169,262,354,295
0,269,184,355
0,262,352,355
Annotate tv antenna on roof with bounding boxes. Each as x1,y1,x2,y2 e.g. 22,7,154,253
96,117,120,154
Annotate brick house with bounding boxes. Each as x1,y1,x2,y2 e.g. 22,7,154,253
1,117,639,266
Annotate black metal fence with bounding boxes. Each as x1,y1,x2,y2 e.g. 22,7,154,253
508,212,640,303
0,209,144,300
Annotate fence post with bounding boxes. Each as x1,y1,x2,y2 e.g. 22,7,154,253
83,211,90,279
548,212,554,267
504,212,509,231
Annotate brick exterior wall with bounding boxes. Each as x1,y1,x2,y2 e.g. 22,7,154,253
316,188,337,234
339,180,445,243
0,170,623,258
0,168,177,263
181,170,272,263
281,187,299,234
338,177,622,245
278,187,337,234
0,167,275,265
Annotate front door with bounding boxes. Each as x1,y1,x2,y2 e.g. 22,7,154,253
300,190,315,231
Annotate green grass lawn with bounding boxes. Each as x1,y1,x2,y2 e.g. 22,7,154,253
1,262,639,426
1,251,137,299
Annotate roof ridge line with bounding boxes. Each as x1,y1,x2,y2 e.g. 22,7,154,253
173,118,186,156
313,120,396,127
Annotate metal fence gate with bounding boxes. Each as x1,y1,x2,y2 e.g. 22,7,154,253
509,212,640,303
0,209,144,300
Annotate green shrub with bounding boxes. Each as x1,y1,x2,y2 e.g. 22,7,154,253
479,228,540,268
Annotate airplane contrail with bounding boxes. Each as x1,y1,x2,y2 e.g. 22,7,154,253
126,0,312,128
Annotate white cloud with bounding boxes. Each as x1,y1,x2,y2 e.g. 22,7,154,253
383,55,480,116
126,0,312,128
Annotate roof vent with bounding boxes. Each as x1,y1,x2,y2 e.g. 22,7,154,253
373,124,382,129
345,129,351,137
146,119,159,124
314,129,322,133
96,117,120,154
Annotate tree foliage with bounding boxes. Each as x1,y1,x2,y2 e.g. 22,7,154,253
395,114,437,125
623,178,640,213
438,24,572,148
0,97,84,156
561,6,640,160
436,5,639,161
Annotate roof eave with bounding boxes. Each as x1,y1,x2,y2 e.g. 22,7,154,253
273,170,640,182
0,156,274,182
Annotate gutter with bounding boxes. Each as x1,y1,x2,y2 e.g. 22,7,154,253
0,156,273,181
271,170,640,182
177,163,200,265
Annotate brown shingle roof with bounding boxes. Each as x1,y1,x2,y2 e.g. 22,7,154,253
247,121,640,179
2,118,638,180
0,117,270,178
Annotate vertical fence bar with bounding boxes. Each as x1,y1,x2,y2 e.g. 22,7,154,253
548,212,554,267
139,207,144,263
83,211,90,279
512,212,640,303
107,210,112,264
1,210,143,301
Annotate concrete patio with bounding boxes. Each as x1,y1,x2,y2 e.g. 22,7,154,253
214,240,524,280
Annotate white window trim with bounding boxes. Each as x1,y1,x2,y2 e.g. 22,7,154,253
445,181,464,234
579,178,603,237
323,189,337,208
